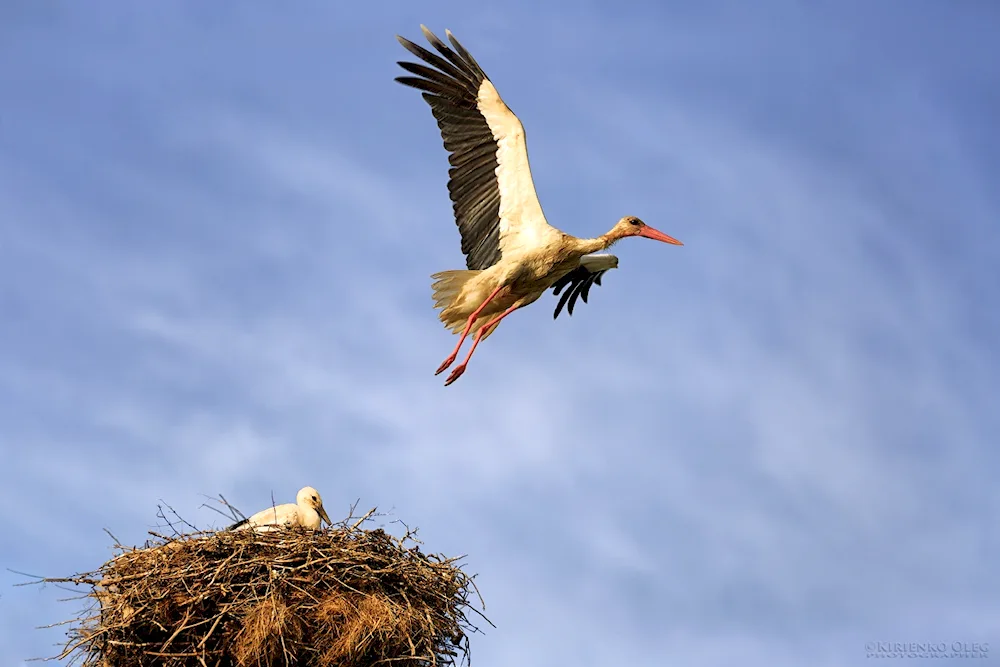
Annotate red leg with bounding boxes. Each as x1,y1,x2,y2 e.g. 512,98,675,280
436,284,506,375
444,303,520,386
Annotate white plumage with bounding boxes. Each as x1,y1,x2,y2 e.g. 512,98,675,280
231,486,332,532
578,254,620,273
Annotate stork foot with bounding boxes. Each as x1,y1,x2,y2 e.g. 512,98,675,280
444,364,467,386
435,354,457,375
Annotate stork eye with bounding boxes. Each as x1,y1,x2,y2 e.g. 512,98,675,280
629,219,641,226
311,496,317,501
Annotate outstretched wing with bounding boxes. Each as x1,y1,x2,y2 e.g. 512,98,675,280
396,26,561,271
551,254,619,319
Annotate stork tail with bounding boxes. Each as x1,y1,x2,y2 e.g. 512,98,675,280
431,269,495,335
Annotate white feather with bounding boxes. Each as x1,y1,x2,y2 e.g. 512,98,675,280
579,253,620,272
476,78,562,258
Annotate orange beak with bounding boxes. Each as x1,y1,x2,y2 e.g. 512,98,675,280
638,225,683,245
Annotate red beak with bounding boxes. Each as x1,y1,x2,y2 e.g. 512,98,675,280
638,225,683,245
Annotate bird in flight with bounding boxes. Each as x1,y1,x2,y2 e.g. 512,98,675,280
395,26,683,386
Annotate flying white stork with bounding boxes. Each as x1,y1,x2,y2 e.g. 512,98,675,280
396,26,683,386
229,486,332,532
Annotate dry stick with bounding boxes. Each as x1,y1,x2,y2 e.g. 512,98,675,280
350,507,379,531
195,611,226,649
158,608,194,653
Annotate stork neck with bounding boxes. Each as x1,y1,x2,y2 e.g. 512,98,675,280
573,235,613,255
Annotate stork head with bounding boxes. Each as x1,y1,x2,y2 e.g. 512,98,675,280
296,486,333,527
612,216,683,245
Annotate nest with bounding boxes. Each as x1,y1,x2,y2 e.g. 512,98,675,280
40,508,487,667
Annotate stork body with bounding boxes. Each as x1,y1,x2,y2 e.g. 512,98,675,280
229,486,332,532
396,27,683,385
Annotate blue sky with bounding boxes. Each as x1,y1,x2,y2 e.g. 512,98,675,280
2,2,998,665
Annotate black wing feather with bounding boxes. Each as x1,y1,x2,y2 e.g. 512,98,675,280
551,266,610,319
396,27,503,271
